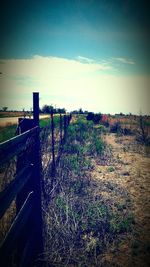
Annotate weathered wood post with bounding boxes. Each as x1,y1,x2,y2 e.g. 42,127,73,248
60,114,63,145
32,92,43,258
16,92,43,266
33,92,39,126
51,109,55,183
64,115,67,141
16,94,38,212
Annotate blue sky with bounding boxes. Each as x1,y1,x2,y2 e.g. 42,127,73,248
0,0,150,114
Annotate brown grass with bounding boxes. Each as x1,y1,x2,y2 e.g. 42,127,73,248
91,133,150,266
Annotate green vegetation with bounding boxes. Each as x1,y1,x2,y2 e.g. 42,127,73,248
144,121,150,127
97,124,108,134
39,117,50,128
136,116,150,146
0,125,17,143
41,104,66,114
44,117,134,266
108,166,115,172
86,112,102,124
40,115,61,128
0,117,61,143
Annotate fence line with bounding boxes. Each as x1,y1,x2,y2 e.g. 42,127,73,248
0,92,71,267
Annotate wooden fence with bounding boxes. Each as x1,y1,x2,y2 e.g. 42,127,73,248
0,93,71,267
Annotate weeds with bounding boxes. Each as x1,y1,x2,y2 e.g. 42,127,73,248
97,125,108,135
108,166,115,172
110,122,122,135
109,214,134,234
88,136,105,157
136,115,150,146
43,117,134,266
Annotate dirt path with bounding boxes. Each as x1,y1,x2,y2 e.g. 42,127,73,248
0,115,49,127
91,133,150,266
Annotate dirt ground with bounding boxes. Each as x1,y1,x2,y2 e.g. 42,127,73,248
90,133,150,267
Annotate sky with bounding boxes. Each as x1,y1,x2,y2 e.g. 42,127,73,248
0,0,150,114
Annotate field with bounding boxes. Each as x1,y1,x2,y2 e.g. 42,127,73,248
0,114,150,266
41,115,150,266
0,116,51,143
0,111,25,118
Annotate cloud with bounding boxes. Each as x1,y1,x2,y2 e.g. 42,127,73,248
0,55,111,79
113,57,135,65
0,55,112,109
77,56,95,63
0,55,149,114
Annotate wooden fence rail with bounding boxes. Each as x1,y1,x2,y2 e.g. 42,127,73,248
0,126,39,165
0,92,71,267
0,192,34,258
0,165,32,219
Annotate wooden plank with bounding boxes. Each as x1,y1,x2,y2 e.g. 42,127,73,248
0,126,39,165
0,165,33,219
19,232,36,267
17,118,35,134
0,192,34,266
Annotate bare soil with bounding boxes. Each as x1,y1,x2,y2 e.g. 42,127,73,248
90,133,150,266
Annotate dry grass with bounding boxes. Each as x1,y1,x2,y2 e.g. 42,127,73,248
1,115,150,267
94,133,150,266
41,118,143,267
0,111,25,118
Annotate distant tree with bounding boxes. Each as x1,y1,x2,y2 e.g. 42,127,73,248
93,113,102,124
86,112,102,124
57,108,66,114
42,105,54,113
49,105,54,113
86,112,95,121
71,110,79,114
2,106,8,112
42,105,66,114
61,108,66,114
79,108,84,114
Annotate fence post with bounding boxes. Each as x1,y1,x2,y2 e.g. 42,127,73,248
33,92,39,126
16,93,40,211
32,92,43,258
16,92,43,266
64,115,67,141
60,114,63,145
51,109,55,182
